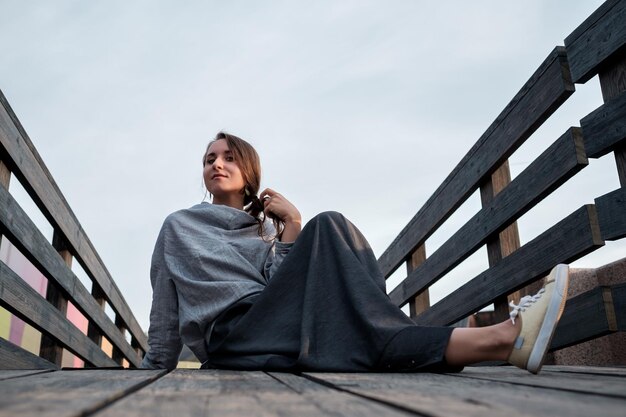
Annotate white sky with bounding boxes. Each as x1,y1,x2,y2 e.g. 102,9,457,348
2,0,623,331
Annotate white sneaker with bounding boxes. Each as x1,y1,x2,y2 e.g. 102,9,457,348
507,264,569,374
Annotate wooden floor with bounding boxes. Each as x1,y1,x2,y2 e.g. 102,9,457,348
0,365,624,416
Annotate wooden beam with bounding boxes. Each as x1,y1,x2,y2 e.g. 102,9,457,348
0,337,58,370
39,231,72,366
580,86,626,159
595,187,626,240
388,128,588,307
564,0,626,84
480,160,523,322
414,204,604,326
599,49,626,186
0,261,117,367
406,245,429,318
378,47,574,279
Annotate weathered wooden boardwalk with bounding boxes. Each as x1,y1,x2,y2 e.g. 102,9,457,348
1,366,624,416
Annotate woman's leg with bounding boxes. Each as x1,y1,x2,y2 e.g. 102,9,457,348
445,319,521,366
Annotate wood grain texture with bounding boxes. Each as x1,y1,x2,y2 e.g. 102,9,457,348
0,369,166,417
0,369,53,381
378,47,574,279
551,286,616,350
0,261,116,367
305,369,626,417
0,89,146,352
564,0,626,84
612,283,626,330
456,366,626,398
594,187,626,240
388,129,588,307
406,245,429,318
581,90,626,158
0,337,58,370
96,370,409,417
0,185,141,366
412,205,604,325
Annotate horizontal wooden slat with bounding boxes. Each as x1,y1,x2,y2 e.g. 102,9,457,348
0,337,58,370
595,187,626,240
564,0,626,84
581,91,626,158
378,47,574,278
0,184,142,366
551,286,617,351
0,261,116,367
388,128,587,307
0,89,147,351
414,205,604,326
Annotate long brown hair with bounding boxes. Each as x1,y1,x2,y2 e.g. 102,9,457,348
203,132,284,239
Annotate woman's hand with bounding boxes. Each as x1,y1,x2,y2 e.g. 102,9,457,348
259,188,301,242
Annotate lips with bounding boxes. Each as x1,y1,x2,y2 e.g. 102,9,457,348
211,174,227,179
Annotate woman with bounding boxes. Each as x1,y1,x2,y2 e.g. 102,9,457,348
141,131,569,374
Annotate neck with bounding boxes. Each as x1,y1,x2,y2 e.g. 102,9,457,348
212,194,245,210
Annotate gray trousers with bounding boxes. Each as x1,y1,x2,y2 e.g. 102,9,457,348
204,212,457,372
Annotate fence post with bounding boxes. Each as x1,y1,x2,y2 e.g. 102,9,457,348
479,160,528,322
39,231,72,366
598,51,626,185
406,244,429,318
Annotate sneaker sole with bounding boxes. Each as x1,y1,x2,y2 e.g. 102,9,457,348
526,264,570,374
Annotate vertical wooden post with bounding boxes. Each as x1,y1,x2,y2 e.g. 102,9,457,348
0,158,10,250
113,315,126,365
480,160,526,322
598,51,626,186
406,244,429,319
88,283,106,349
39,231,72,365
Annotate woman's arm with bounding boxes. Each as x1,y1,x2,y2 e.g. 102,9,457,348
259,188,302,243
141,226,183,369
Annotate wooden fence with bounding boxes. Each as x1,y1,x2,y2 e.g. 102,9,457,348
380,0,626,352
0,89,148,368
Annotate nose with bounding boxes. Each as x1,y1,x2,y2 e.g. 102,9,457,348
212,156,224,169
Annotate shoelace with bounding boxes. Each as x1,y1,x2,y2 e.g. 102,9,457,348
509,288,545,324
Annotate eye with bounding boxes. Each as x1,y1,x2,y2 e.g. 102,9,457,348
205,158,215,165
225,156,234,162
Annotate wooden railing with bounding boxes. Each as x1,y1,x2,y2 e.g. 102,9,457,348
380,0,626,351
0,88,148,368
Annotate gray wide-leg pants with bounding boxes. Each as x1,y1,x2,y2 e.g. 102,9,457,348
203,211,457,372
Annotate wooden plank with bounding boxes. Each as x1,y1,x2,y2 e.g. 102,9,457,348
550,286,616,350
0,89,147,352
0,185,141,366
95,370,411,417
407,245,429,318
389,129,588,308
456,366,626,398
378,47,574,279
305,371,626,417
0,369,53,381
0,261,117,367
613,283,626,329
0,369,166,417
595,187,626,240
545,365,626,377
413,205,604,325
564,0,626,84
580,91,626,158
0,337,58,370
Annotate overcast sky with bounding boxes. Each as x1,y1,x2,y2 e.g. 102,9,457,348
2,0,623,331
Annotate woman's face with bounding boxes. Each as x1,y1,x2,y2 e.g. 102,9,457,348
203,139,246,206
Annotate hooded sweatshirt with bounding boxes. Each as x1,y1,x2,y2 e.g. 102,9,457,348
141,202,293,369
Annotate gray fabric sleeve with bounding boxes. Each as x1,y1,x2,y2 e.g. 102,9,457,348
264,241,294,280
140,227,183,370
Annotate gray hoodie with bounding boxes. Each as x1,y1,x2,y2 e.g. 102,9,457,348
141,202,293,369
